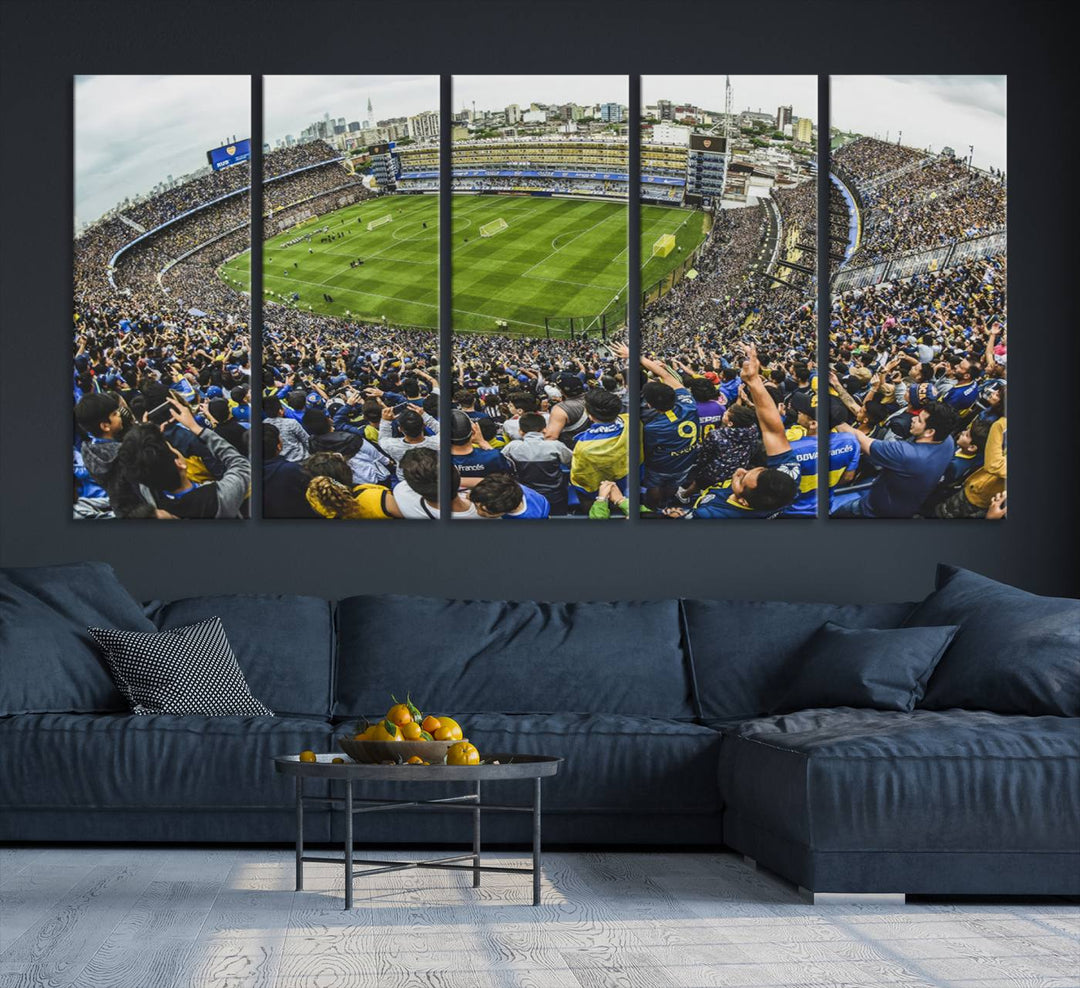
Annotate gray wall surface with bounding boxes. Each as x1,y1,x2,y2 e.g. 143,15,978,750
1,0,1076,604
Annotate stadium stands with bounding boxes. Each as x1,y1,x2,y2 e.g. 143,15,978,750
73,140,368,520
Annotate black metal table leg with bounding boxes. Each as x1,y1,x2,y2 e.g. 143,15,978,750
295,776,304,891
473,781,481,888
344,779,353,910
532,777,542,906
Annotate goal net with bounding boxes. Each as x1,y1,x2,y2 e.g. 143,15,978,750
652,233,676,258
367,214,393,231
480,218,509,237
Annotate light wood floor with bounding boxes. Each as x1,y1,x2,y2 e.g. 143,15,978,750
1,847,1077,988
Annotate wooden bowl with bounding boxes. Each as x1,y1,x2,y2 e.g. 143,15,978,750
337,737,461,765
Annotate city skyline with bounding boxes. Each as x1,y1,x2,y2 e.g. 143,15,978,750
75,75,249,227
643,75,816,123
832,75,1006,170
452,76,628,114
265,75,438,144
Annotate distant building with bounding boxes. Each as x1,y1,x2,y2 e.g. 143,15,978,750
600,103,623,124
408,110,440,141
776,105,793,130
794,117,813,144
651,123,691,146
506,103,521,124
522,108,546,124
657,99,673,121
739,110,776,129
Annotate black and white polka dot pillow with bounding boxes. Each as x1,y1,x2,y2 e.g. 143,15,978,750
88,617,273,717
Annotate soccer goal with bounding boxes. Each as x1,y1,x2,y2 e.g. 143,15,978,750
480,218,509,238
367,214,393,231
652,233,676,258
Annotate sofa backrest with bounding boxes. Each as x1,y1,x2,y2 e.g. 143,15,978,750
335,595,692,721
681,599,917,724
145,594,335,718
1,562,155,715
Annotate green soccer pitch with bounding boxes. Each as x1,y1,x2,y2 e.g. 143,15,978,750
220,194,708,336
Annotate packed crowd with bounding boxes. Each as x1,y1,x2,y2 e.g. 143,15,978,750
833,138,1006,263
450,176,626,198
633,187,820,518
257,300,628,519
826,254,1007,518
821,138,1008,519
72,142,350,520
832,136,924,182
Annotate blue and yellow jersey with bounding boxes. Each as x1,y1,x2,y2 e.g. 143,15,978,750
642,388,700,483
690,449,801,519
781,433,860,517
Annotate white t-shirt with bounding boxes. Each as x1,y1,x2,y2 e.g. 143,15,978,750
393,481,479,519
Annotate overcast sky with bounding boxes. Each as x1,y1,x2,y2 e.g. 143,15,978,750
452,76,629,113
265,75,439,143
75,75,249,226
832,75,1006,170
644,75,816,122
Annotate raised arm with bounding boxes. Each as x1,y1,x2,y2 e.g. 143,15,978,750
740,344,789,457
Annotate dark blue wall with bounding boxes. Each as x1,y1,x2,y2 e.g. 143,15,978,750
1,0,1076,604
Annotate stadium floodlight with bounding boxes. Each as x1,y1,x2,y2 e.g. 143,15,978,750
480,218,509,238
652,234,676,258
367,214,393,231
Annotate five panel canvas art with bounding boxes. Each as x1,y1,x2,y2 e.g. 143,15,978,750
72,75,1007,521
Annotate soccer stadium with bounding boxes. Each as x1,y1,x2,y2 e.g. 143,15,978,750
234,136,706,337
826,125,1007,520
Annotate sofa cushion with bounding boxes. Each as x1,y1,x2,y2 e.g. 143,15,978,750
0,562,155,715
681,599,916,724
0,713,333,811
328,712,722,814
907,565,1080,716
772,622,958,714
718,708,1080,854
335,596,692,719
145,594,334,718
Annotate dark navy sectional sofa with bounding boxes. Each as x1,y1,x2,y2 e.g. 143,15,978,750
2,562,1077,897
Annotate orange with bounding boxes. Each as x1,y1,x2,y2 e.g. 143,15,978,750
369,720,402,742
386,703,412,727
406,755,424,764
433,716,463,741
298,750,317,763
400,721,423,740
354,725,378,741
446,741,480,766
331,757,345,764
421,715,441,734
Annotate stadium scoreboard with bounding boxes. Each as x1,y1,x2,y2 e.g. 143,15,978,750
207,139,252,171
689,134,726,154
685,133,728,207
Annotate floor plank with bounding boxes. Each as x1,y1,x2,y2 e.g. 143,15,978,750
0,858,162,987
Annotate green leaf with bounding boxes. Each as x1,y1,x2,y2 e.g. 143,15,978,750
419,730,434,741
405,692,423,723
382,719,398,738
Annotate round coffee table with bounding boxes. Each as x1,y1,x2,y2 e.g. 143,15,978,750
273,753,562,908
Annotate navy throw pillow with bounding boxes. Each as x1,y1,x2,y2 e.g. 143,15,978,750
907,564,1080,716
772,621,959,714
